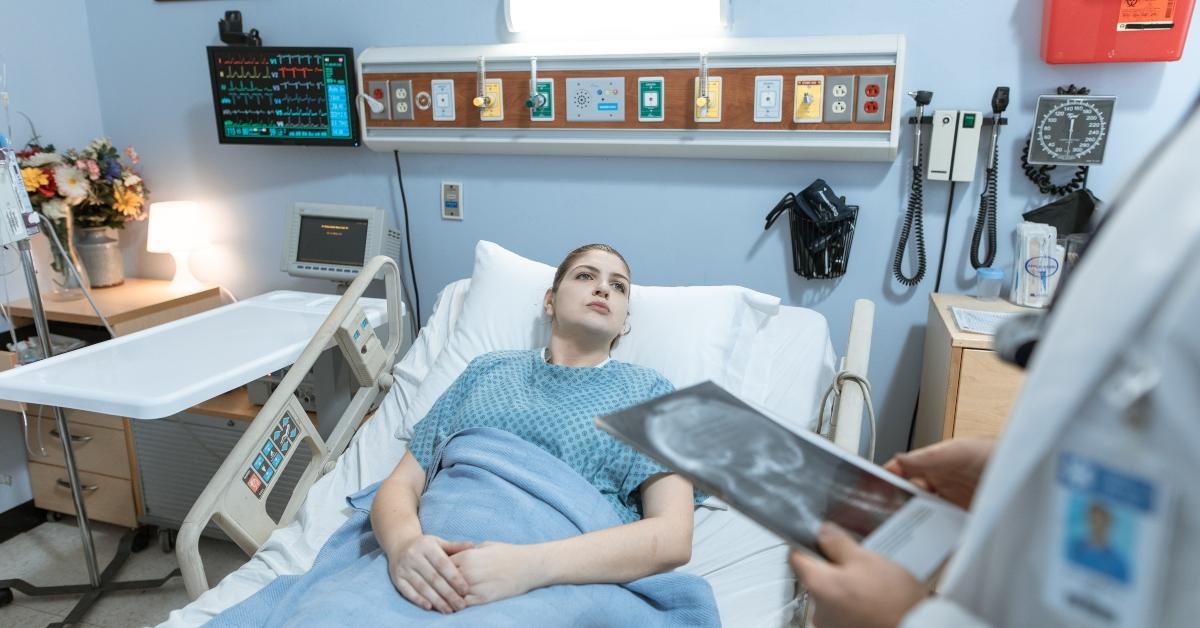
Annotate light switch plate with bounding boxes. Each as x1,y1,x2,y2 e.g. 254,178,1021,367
441,181,463,220
753,75,783,123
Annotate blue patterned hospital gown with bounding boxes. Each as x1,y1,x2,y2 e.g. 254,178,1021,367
409,349,693,523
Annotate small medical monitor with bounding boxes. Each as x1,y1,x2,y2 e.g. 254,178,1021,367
207,46,360,146
282,203,402,281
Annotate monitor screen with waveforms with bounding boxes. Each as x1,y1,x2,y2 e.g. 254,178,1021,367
207,46,360,147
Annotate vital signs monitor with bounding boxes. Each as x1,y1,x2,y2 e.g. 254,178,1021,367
281,203,401,281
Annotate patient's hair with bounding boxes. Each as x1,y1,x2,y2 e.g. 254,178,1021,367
550,243,631,295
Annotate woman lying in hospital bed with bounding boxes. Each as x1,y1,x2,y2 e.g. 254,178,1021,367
205,244,720,626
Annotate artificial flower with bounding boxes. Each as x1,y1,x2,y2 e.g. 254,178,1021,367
85,159,100,180
21,167,48,193
125,146,139,164
42,198,67,221
122,173,141,187
24,151,63,167
37,170,56,198
53,164,91,202
112,185,144,216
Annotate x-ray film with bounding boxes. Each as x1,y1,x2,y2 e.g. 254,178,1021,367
596,381,966,581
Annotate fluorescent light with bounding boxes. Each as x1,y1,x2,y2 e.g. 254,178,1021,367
505,0,729,37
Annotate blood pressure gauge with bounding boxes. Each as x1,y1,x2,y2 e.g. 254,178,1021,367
1026,95,1116,166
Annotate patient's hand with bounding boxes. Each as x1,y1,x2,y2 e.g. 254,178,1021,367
451,541,541,607
882,437,994,510
386,534,474,614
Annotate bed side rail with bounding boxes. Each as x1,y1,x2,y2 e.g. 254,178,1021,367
176,256,405,600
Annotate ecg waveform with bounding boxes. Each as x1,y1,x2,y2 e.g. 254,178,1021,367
210,48,353,141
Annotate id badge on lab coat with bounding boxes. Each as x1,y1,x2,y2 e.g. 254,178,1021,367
1044,427,1173,628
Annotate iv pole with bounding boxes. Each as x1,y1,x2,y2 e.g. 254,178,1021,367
0,220,179,624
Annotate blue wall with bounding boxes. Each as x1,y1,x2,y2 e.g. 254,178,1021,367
72,0,1200,459
0,0,103,512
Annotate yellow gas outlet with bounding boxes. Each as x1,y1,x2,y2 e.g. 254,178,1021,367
693,77,723,123
793,75,824,123
480,78,504,121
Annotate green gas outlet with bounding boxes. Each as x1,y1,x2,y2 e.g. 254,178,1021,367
638,77,664,122
531,79,554,121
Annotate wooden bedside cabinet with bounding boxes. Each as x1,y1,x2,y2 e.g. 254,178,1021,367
912,293,1034,448
4,279,222,527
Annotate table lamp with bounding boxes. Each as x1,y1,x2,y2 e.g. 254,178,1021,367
146,201,208,289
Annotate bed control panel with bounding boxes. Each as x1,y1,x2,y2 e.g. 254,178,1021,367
243,412,302,499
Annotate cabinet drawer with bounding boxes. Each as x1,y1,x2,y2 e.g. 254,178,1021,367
0,350,19,412
29,462,137,528
29,417,131,479
954,349,1025,440
25,404,125,431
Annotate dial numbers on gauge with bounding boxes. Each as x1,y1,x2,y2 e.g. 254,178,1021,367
1027,95,1116,166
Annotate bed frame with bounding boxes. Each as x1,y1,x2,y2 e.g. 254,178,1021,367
175,261,876,602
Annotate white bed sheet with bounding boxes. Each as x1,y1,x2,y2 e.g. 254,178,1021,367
160,279,835,628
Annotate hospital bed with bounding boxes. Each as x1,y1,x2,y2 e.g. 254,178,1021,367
163,250,875,627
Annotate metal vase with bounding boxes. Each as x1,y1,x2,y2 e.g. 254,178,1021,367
76,226,125,288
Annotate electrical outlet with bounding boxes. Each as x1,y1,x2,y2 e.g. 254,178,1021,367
441,181,463,220
431,79,455,121
367,79,390,121
390,80,414,121
823,75,855,123
855,74,888,123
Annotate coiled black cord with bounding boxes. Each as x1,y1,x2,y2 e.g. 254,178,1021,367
1021,134,1089,196
892,140,927,286
970,143,999,269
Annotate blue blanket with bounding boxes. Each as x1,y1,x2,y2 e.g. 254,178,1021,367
207,427,718,627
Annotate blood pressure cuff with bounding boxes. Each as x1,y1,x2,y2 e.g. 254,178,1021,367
1022,189,1100,236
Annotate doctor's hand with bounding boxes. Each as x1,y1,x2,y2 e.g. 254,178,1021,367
883,437,994,510
450,541,541,607
790,523,925,628
385,534,473,614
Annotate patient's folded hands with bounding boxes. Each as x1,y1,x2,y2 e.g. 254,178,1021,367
385,534,474,614
450,541,543,608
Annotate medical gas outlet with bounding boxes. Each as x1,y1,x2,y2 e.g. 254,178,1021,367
476,78,504,121
694,77,722,122
793,75,823,123
753,75,783,123
529,79,553,121
638,77,665,123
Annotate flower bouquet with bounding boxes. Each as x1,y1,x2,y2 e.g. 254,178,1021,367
17,138,149,296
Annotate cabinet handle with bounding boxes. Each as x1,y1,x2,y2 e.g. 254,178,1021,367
49,428,93,444
56,479,99,492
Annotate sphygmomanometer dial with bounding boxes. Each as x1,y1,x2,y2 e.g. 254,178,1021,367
1027,95,1115,166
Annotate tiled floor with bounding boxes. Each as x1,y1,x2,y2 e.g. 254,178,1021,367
0,518,245,628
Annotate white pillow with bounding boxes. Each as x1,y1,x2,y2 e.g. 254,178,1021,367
394,240,780,439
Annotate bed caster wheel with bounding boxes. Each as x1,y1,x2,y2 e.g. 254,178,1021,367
0,587,13,608
131,526,153,553
159,529,177,553
45,510,63,523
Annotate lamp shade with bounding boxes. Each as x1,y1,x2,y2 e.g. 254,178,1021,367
146,201,207,254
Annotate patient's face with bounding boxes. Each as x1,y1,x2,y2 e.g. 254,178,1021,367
547,250,630,347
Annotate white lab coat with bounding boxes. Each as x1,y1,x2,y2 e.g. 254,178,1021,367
902,100,1200,628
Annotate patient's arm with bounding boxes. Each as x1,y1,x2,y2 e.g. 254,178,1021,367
450,473,695,606
371,452,472,614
